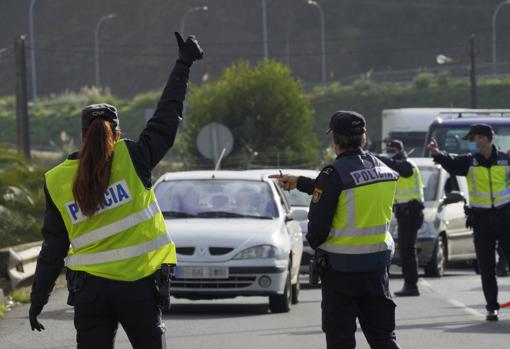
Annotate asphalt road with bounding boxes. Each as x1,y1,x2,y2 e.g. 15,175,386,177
1,266,509,349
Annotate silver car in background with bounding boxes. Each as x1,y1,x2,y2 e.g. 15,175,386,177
245,169,319,273
391,158,476,277
154,171,303,313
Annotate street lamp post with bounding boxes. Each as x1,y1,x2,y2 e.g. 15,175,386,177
94,14,116,87
492,0,510,73
261,0,268,59
307,0,326,82
180,6,208,35
28,0,37,104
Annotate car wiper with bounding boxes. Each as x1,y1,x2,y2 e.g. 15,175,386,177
196,211,273,219
162,211,197,218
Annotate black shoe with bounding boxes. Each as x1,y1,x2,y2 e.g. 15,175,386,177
394,287,420,297
486,310,499,321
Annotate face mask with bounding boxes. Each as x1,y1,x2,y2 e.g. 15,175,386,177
466,143,479,153
387,153,396,159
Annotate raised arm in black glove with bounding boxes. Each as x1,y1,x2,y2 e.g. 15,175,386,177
174,32,204,66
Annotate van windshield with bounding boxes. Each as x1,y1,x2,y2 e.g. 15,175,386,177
417,166,440,202
429,125,510,154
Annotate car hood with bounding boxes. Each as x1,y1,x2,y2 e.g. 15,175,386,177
165,218,285,262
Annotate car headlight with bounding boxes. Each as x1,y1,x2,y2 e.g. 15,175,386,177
233,245,282,259
417,221,436,239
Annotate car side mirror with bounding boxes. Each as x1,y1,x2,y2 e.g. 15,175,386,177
288,208,308,222
285,215,294,223
441,191,466,206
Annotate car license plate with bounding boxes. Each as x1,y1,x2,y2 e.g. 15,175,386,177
175,266,229,279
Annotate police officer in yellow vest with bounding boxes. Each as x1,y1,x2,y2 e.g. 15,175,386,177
272,111,401,349
378,140,424,297
427,123,510,321
28,32,203,348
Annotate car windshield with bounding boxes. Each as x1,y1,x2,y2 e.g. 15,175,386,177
155,179,278,219
418,166,440,202
283,190,311,207
430,125,510,154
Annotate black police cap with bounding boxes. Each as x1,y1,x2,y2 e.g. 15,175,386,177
326,111,366,136
81,103,120,132
462,123,494,140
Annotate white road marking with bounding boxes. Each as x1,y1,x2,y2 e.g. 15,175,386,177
447,299,485,318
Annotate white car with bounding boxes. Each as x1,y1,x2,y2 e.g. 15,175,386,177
390,158,476,277
245,169,319,273
154,171,303,313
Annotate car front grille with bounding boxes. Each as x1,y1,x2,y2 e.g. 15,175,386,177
208,247,234,255
171,275,256,289
176,247,195,255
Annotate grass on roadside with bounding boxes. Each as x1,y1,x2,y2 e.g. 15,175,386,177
0,303,6,318
10,288,31,304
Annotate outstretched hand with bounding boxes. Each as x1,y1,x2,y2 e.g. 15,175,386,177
174,32,204,65
268,174,298,191
426,138,440,156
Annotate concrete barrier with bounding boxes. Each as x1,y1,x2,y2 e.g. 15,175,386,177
0,241,42,290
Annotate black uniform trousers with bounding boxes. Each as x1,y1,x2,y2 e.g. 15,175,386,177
72,273,166,349
321,264,400,349
395,202,424,289
472,207,510,311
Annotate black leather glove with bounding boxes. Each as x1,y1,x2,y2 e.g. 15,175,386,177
174,32,204,66
29,304,45,332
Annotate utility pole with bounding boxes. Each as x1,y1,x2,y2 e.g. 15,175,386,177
15,36,30,159
469,34,477,109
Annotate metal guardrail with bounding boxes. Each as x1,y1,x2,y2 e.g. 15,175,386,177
0,241,42,290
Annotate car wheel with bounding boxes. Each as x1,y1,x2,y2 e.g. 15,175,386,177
291,277,300,305
424,235,446,277
269,272,291,313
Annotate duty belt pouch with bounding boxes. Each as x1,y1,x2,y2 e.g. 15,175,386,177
65,268,85,306
308,252,326,287
155,264,175,311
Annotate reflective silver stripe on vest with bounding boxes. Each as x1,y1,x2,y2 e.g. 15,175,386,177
320,235,394,254
470,188,510,199
71,201,161,249
470,202,492,209
330,225,387,238
65,232,172,267
494,197,510,208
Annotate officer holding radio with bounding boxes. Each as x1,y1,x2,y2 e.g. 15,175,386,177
29,32,203,348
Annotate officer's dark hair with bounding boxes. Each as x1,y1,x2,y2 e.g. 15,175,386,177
333,132,367,150
73,119,119,217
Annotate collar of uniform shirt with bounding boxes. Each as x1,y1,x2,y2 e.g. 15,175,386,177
337,149,365,159
474,145,499,167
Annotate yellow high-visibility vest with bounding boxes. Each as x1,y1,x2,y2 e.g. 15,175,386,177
394,162,424,204
467,159,510,209
318,154,398,271
45,140,176,281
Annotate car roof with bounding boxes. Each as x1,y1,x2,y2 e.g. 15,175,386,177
432,117,510,126
408,157,441,168
156,170,271,183
245,168,320,178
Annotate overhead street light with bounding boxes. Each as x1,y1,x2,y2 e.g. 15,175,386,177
180,6,208,35
492,0,510,73
436,54,453,65
28,0,37,104
94,13,117,87
307,0,326,82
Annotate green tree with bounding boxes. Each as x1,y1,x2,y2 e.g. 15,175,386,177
183,60,319,169
0,150,46,248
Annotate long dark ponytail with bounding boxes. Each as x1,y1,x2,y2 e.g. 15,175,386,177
72,119,115,217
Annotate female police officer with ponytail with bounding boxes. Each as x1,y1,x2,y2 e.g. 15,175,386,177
28,32,203,348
